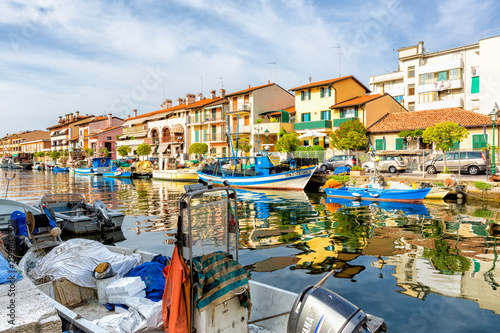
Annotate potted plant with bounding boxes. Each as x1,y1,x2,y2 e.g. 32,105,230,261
350,165,365,176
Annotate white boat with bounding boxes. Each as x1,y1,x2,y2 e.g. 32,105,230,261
198,155,317,190
16,184,386,333
0,198,44,233
38,193,125,234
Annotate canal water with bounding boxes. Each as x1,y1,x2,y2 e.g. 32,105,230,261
2,169,500,332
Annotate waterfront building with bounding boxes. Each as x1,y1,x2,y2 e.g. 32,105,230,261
369,35,500,115
225,82,294,154
291,76,405,148
256,105,296,152
46,112,92,154
367,107,499,153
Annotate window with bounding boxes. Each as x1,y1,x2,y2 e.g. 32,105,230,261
408,66,415,78
301,89,311,101
244,94,249,103
394,96,404,103
342,107,358,118
450,68,461,80
408,102,415,111
324,137,330,148
107,137,111,140
471,76,480,94
321,110,331,120
408,84,415,96
301,113,311,122
395,138,406,150
419,92,438,103
232,97,238,111
472,134,487,149
195,130,199,142
313,137,319,146
375,138,386,150
222,147,227,157
419,73,433,85
437,71,448,81
320,86,331,98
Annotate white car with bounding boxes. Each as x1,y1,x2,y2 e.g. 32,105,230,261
362,156,406,173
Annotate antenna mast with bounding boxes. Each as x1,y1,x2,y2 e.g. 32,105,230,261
267,61,277,82
331,44,342,77
217,76,224,89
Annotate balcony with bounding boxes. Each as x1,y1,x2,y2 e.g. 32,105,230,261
228,103,251,114
333,117,357,128
231,125,251,135
415,97,463,111
122,124,147,135
369,71,404,84
418,58,463,75
416,79,463,94
162,135,184,143
294,120,332,131
204,133,227,142
257,122,294,134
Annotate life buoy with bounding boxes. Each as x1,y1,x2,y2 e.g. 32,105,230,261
290,160,296,169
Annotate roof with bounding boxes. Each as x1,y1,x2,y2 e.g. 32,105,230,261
289,75,370,93
87,125,123,138
47,115,93,130
368,108,499,133
283,106,295,113
331,94,385,108
225,82,275,97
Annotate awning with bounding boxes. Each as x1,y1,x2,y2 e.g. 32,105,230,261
125,118,147,125
60,128,68,134
156,144,168,154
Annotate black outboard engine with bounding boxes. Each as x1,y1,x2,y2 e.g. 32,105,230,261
287,285,373,333
93,200,115,230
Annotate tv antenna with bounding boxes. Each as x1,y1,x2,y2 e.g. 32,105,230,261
331,44,342,77
267,61,277,82
217,76,224,89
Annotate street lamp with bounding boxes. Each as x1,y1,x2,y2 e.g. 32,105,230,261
264,129,269,145
254,126,260,154
490,108,498,175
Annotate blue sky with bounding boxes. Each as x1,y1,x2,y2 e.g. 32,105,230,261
1,0,499,137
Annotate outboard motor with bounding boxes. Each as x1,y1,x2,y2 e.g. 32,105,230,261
93,200,115,230
287,285,373,333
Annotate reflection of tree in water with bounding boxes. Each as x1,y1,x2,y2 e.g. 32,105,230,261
331,209,371,253
422,219,471,275
484,236,499,290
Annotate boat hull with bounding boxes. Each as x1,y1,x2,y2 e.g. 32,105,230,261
198,166,317,190
152,169,198,182
324,186,431,203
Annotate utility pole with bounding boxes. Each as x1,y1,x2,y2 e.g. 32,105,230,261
331,44,342,77
267,61,277,82
217,76,224,90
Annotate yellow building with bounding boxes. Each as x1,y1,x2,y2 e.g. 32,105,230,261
290,76,371,147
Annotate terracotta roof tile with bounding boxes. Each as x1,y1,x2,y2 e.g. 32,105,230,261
332,94,384,108
289,75,370,93
225,83,275,97
368,108,498,133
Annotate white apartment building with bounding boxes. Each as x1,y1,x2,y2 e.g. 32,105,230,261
369,35,500,115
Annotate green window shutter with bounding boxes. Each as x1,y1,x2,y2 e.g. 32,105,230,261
340,109,344,118
396,138,404,150
375,139,382,150
451,140,460,150
473,134,487,149
282,111,289,123
354,107,358,117
320,88,324,98
195,130,199,142
301,113,304,122
471,76,480,94
301,91,305,101
328,87,331,97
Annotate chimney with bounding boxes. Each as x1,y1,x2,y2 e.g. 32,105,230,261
220,89,226,98
133,109,137,117
59,116,63,123
178,98,185,106
186,93,195,105
162,99,172,110
210,90,216,99
418,41,424,54
108,113,112,128
268,80,270,84
76,110,80,117
197,93,203,101
249,85,251,89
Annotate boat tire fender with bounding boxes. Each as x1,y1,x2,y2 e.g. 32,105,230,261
290,160,296,169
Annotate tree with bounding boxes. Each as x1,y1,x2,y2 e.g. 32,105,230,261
236,138,252,154
276,133,300,152
49,150,61,162
84,148,94,158
330,119,367,162
35,152,45,160
398,129,424,149
137,143,152,160
117,145,131,158
99,147,109,157
189,143,208,159
422,122,469,171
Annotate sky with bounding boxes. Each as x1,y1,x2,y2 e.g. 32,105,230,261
1,0,499,137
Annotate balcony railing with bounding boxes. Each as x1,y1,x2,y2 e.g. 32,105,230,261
161,135,184,143
294,120,332,131
333,117,357,128
122,124,147,134
204,133,227,142
230,125,251,134
188,113,225,125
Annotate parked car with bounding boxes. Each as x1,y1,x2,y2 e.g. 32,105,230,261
362,155,407,173
419,151,487,175
319,155,357,171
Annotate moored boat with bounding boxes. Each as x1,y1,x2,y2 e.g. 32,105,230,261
38,193,124,234
72,157,113,176
324,186,431,203
198,155,317,190
52,166,69,172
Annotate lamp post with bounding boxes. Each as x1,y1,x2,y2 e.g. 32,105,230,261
490,108,498,175
264,129,269,155
254,126,260,154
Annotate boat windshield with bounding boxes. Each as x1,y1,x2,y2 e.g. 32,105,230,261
40,193,86,206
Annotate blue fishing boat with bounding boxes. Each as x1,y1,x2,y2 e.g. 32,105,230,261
324,197,430,216
324,186,431,203
52,166,69,172
102,160,132,178
72,157,113,176
197,155,317,190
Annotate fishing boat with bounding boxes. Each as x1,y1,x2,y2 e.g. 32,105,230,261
198,155,317,190
52,166,69,172
324,197,430,216
16,184,385,333
38,193,124,234
72,157,113,176
324,186,431,203
152,156,198,182
32,161,44,170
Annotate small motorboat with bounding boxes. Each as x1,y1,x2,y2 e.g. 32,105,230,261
38,193,124,234
16,184,386,333
52,166,70,172
72,157,113,176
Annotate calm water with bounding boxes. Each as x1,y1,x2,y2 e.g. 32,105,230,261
2,169,500,332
